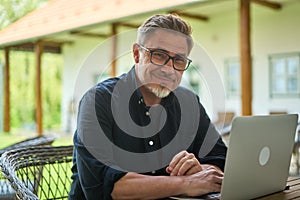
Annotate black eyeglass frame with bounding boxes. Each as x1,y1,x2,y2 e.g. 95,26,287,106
137,43,192,71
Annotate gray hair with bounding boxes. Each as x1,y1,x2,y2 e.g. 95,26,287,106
137,14,194,53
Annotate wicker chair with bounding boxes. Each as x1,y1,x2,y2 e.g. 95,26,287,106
0,135,57,199
0,145,73,200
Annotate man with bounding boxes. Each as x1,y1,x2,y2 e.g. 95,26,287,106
69,14,227,200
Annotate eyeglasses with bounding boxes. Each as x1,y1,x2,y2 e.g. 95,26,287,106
137,44,192,71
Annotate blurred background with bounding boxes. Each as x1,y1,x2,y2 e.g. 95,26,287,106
0,0,299,153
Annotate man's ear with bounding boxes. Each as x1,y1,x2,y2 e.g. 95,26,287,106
132,43,140,63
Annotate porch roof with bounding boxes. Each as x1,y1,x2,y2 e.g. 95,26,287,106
0,0,213,47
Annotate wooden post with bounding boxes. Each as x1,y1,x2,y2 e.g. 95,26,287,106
3,47,10,132
240,0,252,115
35,42,43,135
110,23,117,77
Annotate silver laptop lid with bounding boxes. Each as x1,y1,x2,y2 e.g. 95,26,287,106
221,114,298,200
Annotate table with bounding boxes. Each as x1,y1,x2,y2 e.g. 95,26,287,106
167,177,300,200
256,176,300,200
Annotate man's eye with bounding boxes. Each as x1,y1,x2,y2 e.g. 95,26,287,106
174,57,186,64
153,51,168,60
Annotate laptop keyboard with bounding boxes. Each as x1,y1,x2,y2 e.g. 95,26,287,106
199,192,221,199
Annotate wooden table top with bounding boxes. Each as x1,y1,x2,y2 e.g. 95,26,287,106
167,177,300,200
256,176,300,200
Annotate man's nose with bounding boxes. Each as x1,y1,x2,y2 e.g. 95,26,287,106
161,58,175,74
165,58,174,69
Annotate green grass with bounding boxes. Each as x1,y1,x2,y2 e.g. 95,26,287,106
0,129,73,149
0,132,28,149
12,154,73,200
0,129,74,199
38,162,73,199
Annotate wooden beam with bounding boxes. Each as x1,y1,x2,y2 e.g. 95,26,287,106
3,47,10,132
110,23,117,77
35,42,43,135
115,22,140,29
5,42,61,54
240,0,252,116
41,40,69,47
251,0,282,10
70,30,110,38
169,10,209,21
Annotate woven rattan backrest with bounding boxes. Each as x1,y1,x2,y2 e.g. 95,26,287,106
0,135,57,198
1,145,73,200
0,135,57,156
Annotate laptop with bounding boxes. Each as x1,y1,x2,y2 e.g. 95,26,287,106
170,114,299,200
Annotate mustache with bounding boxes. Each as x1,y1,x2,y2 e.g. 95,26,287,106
151,70,176,82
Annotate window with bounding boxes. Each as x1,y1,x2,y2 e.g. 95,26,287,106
224,58,240,98
186,65,200,94
94,71,110,84
269,53,300,98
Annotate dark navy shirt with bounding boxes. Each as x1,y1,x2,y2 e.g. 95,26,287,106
69,67,227,200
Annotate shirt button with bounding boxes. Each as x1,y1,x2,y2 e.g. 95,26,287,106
145,111,150,116
151,171,156,174
148,140,154,146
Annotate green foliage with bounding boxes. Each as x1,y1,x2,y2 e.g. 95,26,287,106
0,0,61,130
41,53,62,129
0,0,49,30
2,51,62,130
9,51,35,127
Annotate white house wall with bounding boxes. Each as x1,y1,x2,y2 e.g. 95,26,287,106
62,30,137,133
252,2,300,115
61,2,300,133
62,37,105,133
189,2,300,119
189,6,241,120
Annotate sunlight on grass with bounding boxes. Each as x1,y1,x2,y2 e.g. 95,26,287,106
0,129,73,149
38,163,72,199
14,152,73,199
0,131,31,149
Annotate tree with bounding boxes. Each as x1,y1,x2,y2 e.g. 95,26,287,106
0,0,49,30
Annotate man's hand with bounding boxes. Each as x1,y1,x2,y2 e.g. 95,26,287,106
112,168,224,199
201,164,223,174
182,168,224,197
166,150,203,176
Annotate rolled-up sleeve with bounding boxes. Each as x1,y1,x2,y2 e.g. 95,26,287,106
69,87,127,200
192,98,227,172
199,136,227,171
74,134,127,200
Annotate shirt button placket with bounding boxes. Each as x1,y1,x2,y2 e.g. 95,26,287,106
148,140,154,146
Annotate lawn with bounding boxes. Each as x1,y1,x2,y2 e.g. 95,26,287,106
15,151,73,200
0,129,73,200
0,129,73,149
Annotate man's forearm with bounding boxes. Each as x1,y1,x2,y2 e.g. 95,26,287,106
111,172,186,200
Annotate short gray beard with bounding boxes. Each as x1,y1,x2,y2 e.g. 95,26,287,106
146,85,171,98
